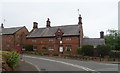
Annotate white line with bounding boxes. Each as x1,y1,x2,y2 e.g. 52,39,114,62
24,55,96,71
24,60,41,71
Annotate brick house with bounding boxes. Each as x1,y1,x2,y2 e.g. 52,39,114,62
0,15,105,54
0,24,29,51
26,15,105,54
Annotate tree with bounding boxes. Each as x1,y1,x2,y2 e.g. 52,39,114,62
81,45,94,56
96,45,111,57
105,29,120,50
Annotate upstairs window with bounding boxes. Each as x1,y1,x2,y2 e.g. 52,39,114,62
49,38,54,41
66,37,71,40
32,40,36,42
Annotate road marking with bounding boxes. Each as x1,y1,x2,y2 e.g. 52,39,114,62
24,60,41,71
24,55,96,71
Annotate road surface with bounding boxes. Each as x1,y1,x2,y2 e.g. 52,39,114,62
23,55,119,73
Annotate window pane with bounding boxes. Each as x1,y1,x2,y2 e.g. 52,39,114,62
49,38,54,41
66,37,71,40
48,46,54,50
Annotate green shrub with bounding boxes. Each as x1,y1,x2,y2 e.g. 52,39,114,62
43,52,49,55
96,45,111,57
77,47,82,54
42,47,47,49
64,54,80,58
81,45,94,56
2,51,11,62
109,50,120,58
37,52,49,55
6,51,20,68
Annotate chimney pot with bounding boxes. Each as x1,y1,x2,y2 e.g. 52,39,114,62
46,18,51,28
33,22,38,29
1,23,4,28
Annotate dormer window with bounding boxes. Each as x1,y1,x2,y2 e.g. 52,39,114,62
58,30,61,32
55,28,63,36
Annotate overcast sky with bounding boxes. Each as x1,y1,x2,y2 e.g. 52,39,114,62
0,0,119,38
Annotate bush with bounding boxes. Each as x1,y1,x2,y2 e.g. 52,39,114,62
6,51,20,68
37,52,49,55
96,45,111,57
109,50,120,58
42,47,47,49
77,47,82,54
81,45,94,56
64,54,80,58
23,44,33,51
2,51,11,62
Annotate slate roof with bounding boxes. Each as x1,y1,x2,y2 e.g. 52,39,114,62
2,27,24,35
82,38,105,46
27,25,80,38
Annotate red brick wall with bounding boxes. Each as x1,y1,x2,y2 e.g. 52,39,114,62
2,34,14,50
2,27,29,51
26,36,80,54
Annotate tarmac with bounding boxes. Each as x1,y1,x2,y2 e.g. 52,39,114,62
15,60,40,71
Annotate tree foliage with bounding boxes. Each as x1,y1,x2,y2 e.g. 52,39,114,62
105,29,120,50
7,51,20,68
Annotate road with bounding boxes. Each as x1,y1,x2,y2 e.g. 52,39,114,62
23,55,119,73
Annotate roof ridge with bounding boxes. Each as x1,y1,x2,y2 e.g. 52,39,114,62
4,26,24,29
38,24,78,29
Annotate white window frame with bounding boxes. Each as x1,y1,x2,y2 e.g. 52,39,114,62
32,40,36,42
65,45,72,51
48,46,54,50
66,37,71,40
49,38,54,41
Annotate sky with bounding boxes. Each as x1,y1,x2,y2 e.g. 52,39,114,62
0,0,119,38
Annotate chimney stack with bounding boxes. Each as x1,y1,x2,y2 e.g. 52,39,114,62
78,14,82,24
33,22,38,29
46,18,51,28
1,23,4,28
100,31,104,38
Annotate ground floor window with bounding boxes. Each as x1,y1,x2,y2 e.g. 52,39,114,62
33,46,37,51
48,46,54,50
65,45,72,51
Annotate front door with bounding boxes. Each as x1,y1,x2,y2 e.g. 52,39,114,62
59,46,63,53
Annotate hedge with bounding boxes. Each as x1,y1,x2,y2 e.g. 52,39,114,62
81,45,94,56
